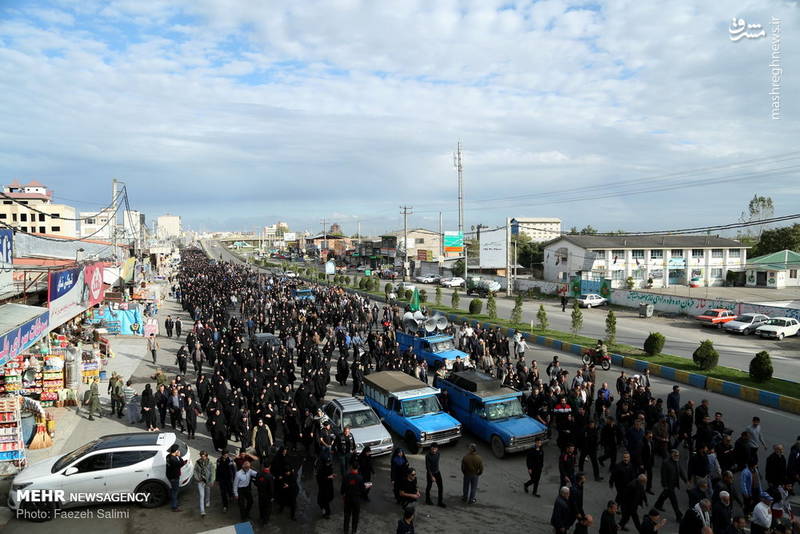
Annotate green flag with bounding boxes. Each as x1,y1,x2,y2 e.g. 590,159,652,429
409,288,421,312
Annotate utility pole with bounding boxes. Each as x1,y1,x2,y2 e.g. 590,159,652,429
400,206,413,281
506,217,512,297
438,211,443,274
454,141,464,236
320,218,327,258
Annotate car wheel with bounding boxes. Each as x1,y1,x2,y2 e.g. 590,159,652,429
137,480,169,508
586,304,592,309
491,435,506,459
778,333,784,341
23,500,59,522
743,328,752,335
405,432,419,454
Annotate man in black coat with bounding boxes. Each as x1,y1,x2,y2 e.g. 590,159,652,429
765,444,787,488
579,420,603,481
523,437,545,496
609,452,636,507
619,474,647,532
711,491,733,534
655,449,687,521
642,430,655,494
254,466,274,526
550,486,575,534
341,463,366,534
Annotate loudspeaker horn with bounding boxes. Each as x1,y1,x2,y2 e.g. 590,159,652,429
413,310,426,322
435,314,449,330
403,312,419,331
424,317,437,333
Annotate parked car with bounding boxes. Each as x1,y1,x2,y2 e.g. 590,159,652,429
355,265,368,272
465,277,502,297
415,274,440,284
379,270,399,280
755,317,800,340
576,293,607,308
281,271,298,278
723,313,770,335
396,281,416,292
8,432,193,520
440,277,465,288
321,397,393,456
695,308,737,328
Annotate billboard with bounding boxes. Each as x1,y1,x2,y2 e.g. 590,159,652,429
479,227,508,268
83,262,106,307
443,232,463,253
48,267,87,328
0,229,13,295
0,309,49,366
283,232,297,241
325,260,336,275
417,249,433,261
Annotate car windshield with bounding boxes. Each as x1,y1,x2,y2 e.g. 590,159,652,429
484,399,525,420
579,294,590,299
52,440,99,472
402,396,442,417
342,409,380,429
429,340,454,353
767,319,787,326
738,315,755,323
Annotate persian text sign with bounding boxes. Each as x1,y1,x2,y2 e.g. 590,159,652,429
0,310,49,366
48,267,87,328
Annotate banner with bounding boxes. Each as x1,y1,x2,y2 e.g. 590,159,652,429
83,262,106,307
325,260,335,275
0,310,49,366
479,227,508,268
121,257,137,282
443,232,463,253
0,229,12,295
283,232,296,241
417,249,433,261
48,267,87,328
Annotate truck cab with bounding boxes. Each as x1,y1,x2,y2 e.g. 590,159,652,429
363,371,461,454
292,288,315,301
434,370,547,458
395,330,472,372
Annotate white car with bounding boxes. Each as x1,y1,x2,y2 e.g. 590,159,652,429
396,281,416,292
322,397,394,456
282,271,298,278
755,317,800,340
723,313,771,335
415,274,440,284
8,432,193,520
576,293,607,308
440,277,465,288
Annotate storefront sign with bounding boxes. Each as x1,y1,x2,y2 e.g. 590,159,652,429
83,262,106,307
0,310,50,366
48,267,87,328
443,232,464,253
0,229,12,295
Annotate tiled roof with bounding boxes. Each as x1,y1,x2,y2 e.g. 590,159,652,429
552,234,746,249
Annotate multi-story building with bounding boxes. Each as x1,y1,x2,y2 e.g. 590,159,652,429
511,217,562,243
543,234,748,288
0,180,77,237
380,228,442,268
156,214,182,239
123,210,146,240
79,207,115,239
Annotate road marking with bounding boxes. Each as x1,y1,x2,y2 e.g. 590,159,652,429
760,408,797,419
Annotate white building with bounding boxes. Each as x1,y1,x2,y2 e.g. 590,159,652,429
0,180,77,238
543,235,748,288
79,207,115,239
511,217,562,243
156,214,182,239
123,210,146,240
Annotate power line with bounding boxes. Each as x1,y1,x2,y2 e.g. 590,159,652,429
0,188,125,221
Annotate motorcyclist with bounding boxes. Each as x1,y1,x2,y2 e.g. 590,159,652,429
595,339,609,359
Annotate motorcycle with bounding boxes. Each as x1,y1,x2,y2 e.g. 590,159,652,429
581,348,612,370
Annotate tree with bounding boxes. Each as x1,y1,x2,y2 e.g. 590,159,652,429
605,310,617,345
451,288,460,309
749,351,773,382
384,283,393,297
487,293,497,319
452,259,466,277
570,301,583,335
469,299,483,315
751,224,800,257
512,234,544,274
643,332,665,356
511,294,523,326
435,286,442,306
536,304,549,331
693,340,719,370
739,195,775,239
568,225,598,235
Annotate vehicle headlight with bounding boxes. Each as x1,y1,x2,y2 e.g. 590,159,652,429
508,437,516,445
420,432,427,440
12,482,32,491
381,437,392,444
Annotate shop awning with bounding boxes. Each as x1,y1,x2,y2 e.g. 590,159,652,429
0,303,50,367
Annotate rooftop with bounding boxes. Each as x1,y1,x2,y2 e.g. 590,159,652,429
381,228,440,238
364,370,425,393
747,249,800,271
552,234,747,249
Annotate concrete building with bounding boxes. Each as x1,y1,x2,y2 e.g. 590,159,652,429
79,207,115,239
745,250,800,288
0,180,77,237
123,210,146,240
543,234,747,289
156,214,182,239
511,217,562,243
380,228,442,269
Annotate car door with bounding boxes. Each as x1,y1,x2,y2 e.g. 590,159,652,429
104,450,159,494
64,452,113,503
790,319,800,336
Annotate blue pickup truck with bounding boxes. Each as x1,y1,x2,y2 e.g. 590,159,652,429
434,370,547,458
363,371,461,454
292,288,315,301
395,330,472,372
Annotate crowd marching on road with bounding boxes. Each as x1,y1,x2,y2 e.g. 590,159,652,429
98,247,799,534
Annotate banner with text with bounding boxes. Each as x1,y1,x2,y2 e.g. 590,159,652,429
0,309,49,366
48,267,87,328
0,229,13,295
443,232,464,254
478,227,507,268
83,262,107,307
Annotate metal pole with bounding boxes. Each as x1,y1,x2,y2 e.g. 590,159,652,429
506,217,512,297
400,206,412,281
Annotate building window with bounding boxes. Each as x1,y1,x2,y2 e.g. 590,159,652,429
20,201,28,205
650,250,663,259
12,214,17,222
415,238,425,244
612,249,624,258
632,269,645,280
0,213,5,219
631,250,645,259
38,213,45,222
729,248,741,258
710,268,723,278
790,270,797,279
671,249,684,257
51,226,61,232
691,249,705,258
50,213,60,219
2,200,11,205
20,213,27,222
612,270,625,280
86,218,95,225
20,226,27,232
711,249,723,258
38,226,46,233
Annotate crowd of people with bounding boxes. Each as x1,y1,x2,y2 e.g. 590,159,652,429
113,248,799,533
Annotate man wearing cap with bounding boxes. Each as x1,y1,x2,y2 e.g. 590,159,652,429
750,492,773,534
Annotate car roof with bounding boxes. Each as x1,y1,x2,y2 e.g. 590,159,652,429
92,432,176,451
331,397,372,412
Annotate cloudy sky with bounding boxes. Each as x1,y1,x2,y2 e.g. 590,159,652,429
0,0,797,236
